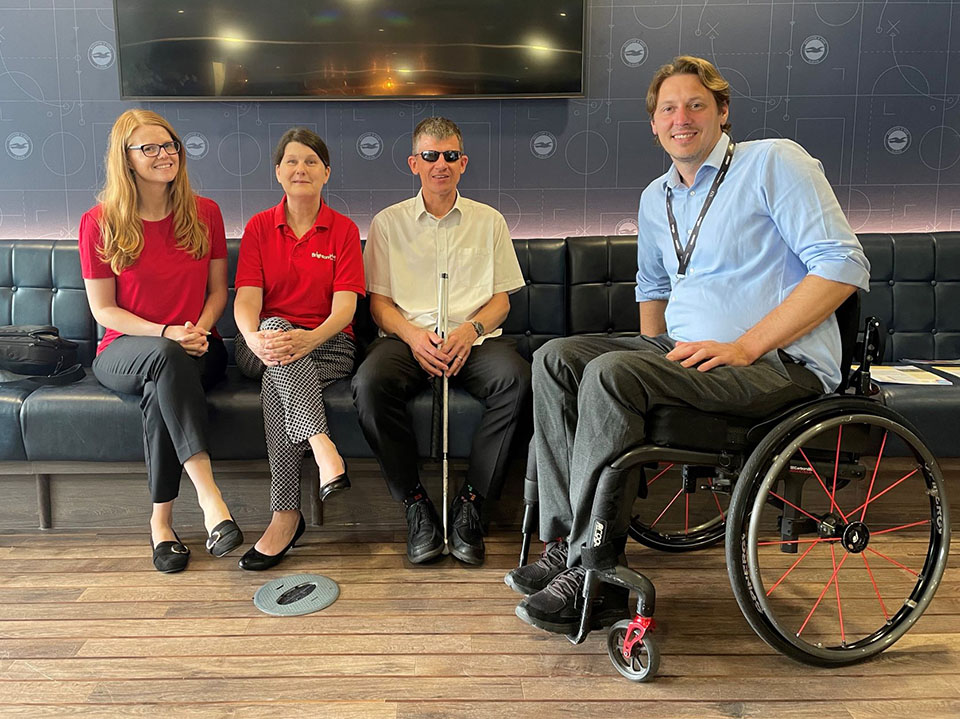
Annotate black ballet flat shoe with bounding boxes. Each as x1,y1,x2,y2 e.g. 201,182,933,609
151,532,190,574
205,517,244,558
238,512,306,571
318,471,351,503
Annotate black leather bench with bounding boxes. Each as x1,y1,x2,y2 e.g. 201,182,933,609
6,238,564,464
2,232,957,529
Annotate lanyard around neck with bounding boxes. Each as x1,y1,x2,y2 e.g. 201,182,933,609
665,140,735,278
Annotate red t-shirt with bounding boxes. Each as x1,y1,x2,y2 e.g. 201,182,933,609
235,198,365,338
79,196,228,355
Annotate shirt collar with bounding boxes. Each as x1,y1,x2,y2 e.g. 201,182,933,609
273,195,331,232
663,132,731,190
414,189,464,222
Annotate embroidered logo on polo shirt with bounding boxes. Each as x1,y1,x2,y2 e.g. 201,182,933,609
311,252,336,260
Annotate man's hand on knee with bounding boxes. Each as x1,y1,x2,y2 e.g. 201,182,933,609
666,340,755,372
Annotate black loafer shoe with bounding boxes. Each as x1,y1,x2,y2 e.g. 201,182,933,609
405,499,444,564
319,472,351,502
206,517,244,557
449,499,485,565
515,566,630,635
151,533,190,574
238,513,306,571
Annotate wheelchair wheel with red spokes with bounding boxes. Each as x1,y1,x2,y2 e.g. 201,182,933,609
629,462,731,552
726,399,950,666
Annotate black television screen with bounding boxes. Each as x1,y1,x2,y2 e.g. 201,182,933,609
115,1,585,99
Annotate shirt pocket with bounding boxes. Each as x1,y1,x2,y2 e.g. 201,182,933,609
452,248,492,289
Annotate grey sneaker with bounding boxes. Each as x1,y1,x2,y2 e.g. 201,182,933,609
515,565,630,635
504,540,568,595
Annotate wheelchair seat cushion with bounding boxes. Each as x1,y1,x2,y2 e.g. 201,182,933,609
647,406,755,452
646,393,834,454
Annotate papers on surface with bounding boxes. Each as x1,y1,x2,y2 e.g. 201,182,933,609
865,365,952,385
931,366,960,381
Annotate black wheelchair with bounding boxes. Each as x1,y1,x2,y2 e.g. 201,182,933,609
518,296,951,681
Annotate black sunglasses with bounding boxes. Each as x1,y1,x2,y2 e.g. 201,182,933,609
417,149,462,163
127,141,181,157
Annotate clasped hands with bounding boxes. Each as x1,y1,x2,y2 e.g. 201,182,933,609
408,323,477,378
163,321,210,357
665,339,755,371
246,328,318,367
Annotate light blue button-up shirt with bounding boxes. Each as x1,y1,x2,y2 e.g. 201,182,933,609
635,133,871,391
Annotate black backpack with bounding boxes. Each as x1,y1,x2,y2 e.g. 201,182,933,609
0,325,85,387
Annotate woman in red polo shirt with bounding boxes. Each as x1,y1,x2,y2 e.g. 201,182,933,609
234,128,365,571
79,110,243,573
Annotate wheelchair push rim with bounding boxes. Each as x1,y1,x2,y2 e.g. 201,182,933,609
729,408,950,666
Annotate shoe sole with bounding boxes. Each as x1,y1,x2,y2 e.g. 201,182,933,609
504,572,541,596
450,546,484,566
208,534,243,558
407,543,445,564
154,564,188,574
515,603,577,634
514,603,630,635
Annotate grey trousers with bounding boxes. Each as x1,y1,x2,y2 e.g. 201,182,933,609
532,334,824,566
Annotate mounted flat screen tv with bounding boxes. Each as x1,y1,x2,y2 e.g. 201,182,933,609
115,1,585,100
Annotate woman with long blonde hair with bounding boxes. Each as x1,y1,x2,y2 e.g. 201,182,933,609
78,109,243,572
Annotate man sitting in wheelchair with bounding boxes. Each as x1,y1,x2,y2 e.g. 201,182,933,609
507,55,871,635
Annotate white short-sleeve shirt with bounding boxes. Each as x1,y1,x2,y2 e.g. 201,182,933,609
364,190,524,344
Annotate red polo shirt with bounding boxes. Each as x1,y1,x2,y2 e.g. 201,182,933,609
79,196,227,355
235,198,365,338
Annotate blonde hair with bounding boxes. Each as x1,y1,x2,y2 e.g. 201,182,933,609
96,109,208,274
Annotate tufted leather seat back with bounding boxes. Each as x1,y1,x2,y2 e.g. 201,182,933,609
502,238,567,358
1,238,566,367
859,233,960,362
0,241,97,364
567,235,640,336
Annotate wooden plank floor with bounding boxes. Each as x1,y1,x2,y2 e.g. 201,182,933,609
1,526,958,719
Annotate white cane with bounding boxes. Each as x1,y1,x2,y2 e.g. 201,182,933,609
438,272,450,554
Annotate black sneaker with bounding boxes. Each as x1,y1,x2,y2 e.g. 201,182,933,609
449,499,484,565
515,565,630,635
504,540,568,595
405,499,444,564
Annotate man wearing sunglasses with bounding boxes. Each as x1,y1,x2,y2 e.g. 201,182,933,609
353,116,528,566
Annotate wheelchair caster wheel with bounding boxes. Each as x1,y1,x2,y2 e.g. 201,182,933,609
607,619,659,682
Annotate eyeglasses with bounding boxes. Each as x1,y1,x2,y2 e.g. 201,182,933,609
417,149,462,163
127,141,181,157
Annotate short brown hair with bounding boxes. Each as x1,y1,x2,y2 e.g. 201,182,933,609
273,127,330,167
412,117,463,153
646,56,732,134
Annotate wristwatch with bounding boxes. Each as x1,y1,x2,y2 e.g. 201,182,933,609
470,320,485,338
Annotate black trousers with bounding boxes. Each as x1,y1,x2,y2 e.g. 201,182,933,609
352,336,531,502
92,335,227,503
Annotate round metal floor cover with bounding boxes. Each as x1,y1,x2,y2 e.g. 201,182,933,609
253,573,340,616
